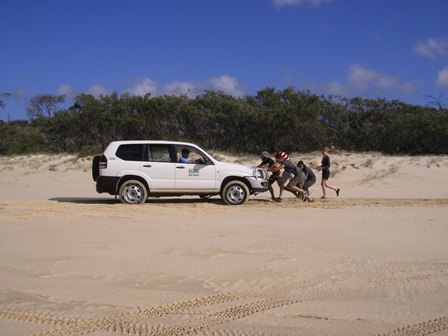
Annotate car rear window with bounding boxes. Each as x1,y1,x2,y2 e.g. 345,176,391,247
116,144,144,161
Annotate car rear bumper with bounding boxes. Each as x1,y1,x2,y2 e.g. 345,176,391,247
96,176,120,195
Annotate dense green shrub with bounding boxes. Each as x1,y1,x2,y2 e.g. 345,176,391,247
1,89,447,155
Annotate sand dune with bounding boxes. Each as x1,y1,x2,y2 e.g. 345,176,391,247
0,152,447,335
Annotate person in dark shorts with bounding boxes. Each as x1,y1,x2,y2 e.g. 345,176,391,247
275,154,309,202
258,151,281,201
297,160,316,194
316,147,340,199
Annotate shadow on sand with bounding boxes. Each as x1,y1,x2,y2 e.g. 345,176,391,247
49,196,225,205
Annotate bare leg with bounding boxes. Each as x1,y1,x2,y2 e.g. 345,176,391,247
276,172,290,201
321,179,327,198
324,181,338,192
286,185,310,202
322,179,340,197
268,183,275,200
286,185,304,195
278,181,285,199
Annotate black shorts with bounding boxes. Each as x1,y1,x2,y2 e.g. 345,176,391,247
322,169,330,180
268,174,280,185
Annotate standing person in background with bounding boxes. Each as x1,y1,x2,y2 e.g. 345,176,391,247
316,147,340,199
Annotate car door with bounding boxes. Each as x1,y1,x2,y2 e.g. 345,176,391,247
174,148,217,191
140,144,175,191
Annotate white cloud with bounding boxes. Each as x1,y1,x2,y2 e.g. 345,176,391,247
323,81,345,96
57,84,72,97
348,64,415,94
207,75,245,97
14,88,28,101
348,64,378,91
400,82,418,95
124,76,244,98
376,75,400,90
162,81,196,97
87,85,109,98
414,37,448,59
436,66,448,87
273,0,332,7
77,75,245,101
126,78,157,96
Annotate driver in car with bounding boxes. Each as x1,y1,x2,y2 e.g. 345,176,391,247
179,148,190,163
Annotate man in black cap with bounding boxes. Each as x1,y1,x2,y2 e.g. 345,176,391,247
257,151,281,201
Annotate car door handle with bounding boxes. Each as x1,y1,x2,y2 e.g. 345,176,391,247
143,164,152,167
176,166,185,169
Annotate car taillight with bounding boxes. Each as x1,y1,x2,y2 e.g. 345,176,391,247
99,154,107,169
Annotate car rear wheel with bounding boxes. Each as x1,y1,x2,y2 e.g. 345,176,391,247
221,180,249,205
119,180,148,204
91,155,100,181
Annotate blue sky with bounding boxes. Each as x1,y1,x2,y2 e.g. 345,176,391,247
1,0,448,121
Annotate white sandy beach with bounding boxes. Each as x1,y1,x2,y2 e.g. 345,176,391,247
1,152,448,336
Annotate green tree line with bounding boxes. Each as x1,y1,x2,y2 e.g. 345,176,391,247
1,88,447,155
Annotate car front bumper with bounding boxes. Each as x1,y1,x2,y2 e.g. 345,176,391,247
246,176,268,193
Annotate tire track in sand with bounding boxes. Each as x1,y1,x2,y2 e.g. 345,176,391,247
376,317,448,336
1,262,447,335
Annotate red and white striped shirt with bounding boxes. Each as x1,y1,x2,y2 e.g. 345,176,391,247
275,148,289,161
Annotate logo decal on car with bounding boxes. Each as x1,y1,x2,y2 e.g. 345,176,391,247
189,169,199,176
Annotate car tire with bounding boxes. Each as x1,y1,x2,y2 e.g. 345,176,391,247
92,155,100,181
119,179,148,204
221,180,249,205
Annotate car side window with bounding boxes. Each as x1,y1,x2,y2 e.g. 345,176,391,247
148,145,172,162
116,144,145,161
175,145,213,165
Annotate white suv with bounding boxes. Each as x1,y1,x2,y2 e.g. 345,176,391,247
92,140,268,205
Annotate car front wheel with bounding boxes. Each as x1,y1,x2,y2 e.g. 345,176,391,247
221,180,249,205
119,180,148,204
